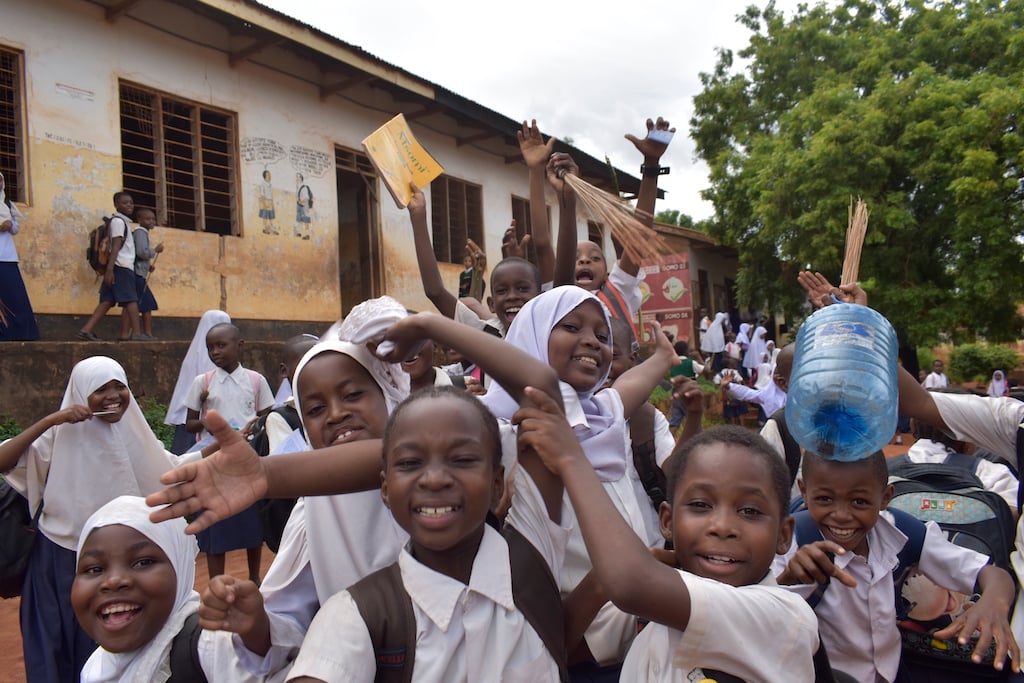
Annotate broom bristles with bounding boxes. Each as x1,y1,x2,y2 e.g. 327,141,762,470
842,198,869,286
562,173,671,266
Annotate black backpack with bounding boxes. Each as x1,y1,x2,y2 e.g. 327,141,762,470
166,612,209,683
247,406,303,553
86,215,127,275
0,479,42,598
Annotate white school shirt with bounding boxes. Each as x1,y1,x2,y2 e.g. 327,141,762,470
652,407,677,469
286,466,570,683
109,213,136,269
923,371,950,389
772,511,987,683
606,260,644,316
619,570,818,683
198,629,292,682
184,364,274,438
725,380,787,418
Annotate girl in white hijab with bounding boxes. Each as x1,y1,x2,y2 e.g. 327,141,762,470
743,325,768,373
988,370,1010,398
0,357,193,682
0,170,38,340
700,311,728,372
165,310,232,453
74,496,287,683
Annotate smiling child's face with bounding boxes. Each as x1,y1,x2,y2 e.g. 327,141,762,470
71,524,177,653
799,456,892,557
88,380,131,423
547,300,612,392
487,261,540,329
381,395,502,580
574,240,608,291
296,352,388,449
661,443,792,587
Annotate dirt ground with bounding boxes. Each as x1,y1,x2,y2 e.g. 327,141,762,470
0,547,276,683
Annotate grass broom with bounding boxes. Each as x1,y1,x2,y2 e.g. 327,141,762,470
559,172,671,266
842,197,869,285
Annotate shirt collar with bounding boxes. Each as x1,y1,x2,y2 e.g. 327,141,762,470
831,510,906,573
398,525,514,631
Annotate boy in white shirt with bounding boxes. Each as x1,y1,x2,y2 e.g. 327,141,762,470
287,386,569,682
775,450,1019,682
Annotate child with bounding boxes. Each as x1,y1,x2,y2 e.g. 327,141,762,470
407,183,543,336
0,170,39,341
78,191,153,341
775,450,1019,681
73,495,288,682
715,358,747,425
165,310,232,454
400,338,453,393
667,339,705,433
722,344,792,427
126,207,163,339
285,385,569,682
271,333,319,409
701,312,728,372
479,285,678,678
923,359,951,389
0,356,193,681
529,413,820,681
185,322,274,581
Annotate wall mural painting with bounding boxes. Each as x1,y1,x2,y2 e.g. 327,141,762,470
242,137,330,239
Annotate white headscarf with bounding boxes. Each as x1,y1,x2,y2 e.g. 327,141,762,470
165,311,231,425
482,286,628,481
700,312,728,353
78,496,198,683
988,370,1009,398
735,322,751,347
25,357,179,549
744,325,768,370
0,171,19,224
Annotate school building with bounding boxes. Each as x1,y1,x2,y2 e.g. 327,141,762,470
0,0,737,422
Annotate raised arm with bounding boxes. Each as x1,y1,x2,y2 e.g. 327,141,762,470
549,153,581,287
0,406,92,473
407,185,458,319
529,388,694,632
623,116,675,276
518,120,556,284
380,312,562,409
611,322,679,418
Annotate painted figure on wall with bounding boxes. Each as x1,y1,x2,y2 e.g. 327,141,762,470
294,173,313,240
259,168,277,235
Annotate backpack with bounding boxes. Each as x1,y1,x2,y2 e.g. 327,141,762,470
628,402,668,511
198,369,265,423
248,405,303,553
768,408,802,487
0,479,42,599
86,215,127,275
347,525,568,683
166,612,209,683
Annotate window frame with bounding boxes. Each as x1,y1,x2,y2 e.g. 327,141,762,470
119,81,239,235
430,174,484,264
0,46,27,204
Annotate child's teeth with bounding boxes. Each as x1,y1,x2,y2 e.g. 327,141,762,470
575,356,597,366
829,527,855,539
418,506,455,516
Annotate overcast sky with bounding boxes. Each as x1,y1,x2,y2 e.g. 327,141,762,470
260,0,822,221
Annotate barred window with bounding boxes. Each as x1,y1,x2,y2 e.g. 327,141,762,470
0,48,26,203
119,82,238,235
430,175,483,264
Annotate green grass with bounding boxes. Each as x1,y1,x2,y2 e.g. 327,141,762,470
139,398,175,450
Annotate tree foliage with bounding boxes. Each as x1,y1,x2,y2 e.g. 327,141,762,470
655,209,696,228
948,342,1021,382
691,0,1024,346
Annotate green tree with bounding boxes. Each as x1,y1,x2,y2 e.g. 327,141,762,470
655,209,696,228
692,0,1024,347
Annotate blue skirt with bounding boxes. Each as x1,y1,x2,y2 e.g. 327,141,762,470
0,261,39,340
197,503,264,553
21,533,97,683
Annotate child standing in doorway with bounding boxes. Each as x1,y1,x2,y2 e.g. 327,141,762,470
185,322,274,581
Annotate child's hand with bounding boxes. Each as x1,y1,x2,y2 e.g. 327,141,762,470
671,377,705,416
546,152,579,195
155,243,165,253
406,183,426,218
933,589,1020,672
777,540,857,588
463,375,485,396
465,238,486,268
53,404,93,425
200,575,271,655
517,119,554,170
514,386,577,475
146,410,269,533
378,313,429,363
648,322,679,370
797,271,868,309
501,221,530,259
624,117,675,162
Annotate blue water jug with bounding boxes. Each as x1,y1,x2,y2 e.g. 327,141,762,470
785,304,898,461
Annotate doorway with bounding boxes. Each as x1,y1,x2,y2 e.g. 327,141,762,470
335,147,381,317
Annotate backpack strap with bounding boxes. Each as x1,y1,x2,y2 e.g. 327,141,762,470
768,408,802,487
1015,421,1024,511
596,282,639,344
628,403,668,509
245,369,264,405
348,563,415,683
792,510,831,609
167,612,209,683
504,525,569,683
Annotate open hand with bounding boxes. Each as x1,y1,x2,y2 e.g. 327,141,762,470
146,410,268,533
625,117,675,162
517,119,554,169
933,594,1020,672
501,221,530,259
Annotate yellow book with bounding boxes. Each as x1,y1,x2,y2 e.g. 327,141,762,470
361,114,444,209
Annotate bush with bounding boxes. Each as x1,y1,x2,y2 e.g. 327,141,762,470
138,398,175,450
0,414,20,441
948,344,1021,384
